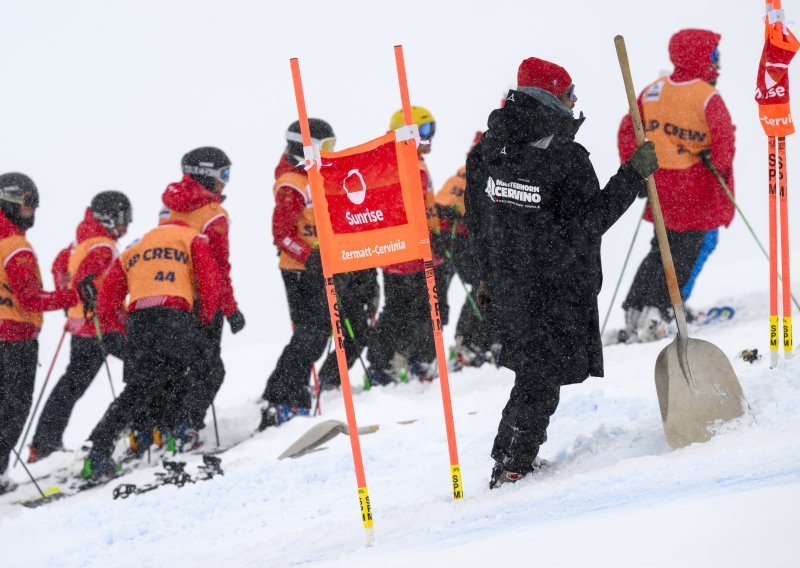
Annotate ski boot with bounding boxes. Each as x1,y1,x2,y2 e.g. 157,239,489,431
408,360,438,383
366,367,397,387
489,462,525,489
258,403,310,431
124,429,154,461
27,443,61,464
0,473,18,495
81,448,117,481
636,306,672,343
173,419,202,453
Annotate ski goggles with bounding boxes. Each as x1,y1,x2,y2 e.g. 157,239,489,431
183,164,231,184
565,84,577,103
0,187,38,208
711,46,720,64
419,121,436,139
95,208,133,228
285,131,336,152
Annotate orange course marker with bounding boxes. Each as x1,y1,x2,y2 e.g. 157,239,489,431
290,58,375,547
769,137,780,367
777,137,793,356
394,44,464,500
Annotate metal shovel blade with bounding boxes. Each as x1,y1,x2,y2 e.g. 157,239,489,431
655,337,747,449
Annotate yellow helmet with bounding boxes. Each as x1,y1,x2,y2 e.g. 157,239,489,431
389,106,436,132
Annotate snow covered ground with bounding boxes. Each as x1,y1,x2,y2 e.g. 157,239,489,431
2,289,799,567
1,0,800,566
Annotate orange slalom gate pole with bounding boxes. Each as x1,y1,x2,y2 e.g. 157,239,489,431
394,44,463,500
778,137,793,357
290,58,375,546
769,137,780,367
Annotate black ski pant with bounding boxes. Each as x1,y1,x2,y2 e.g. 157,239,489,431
263,268,329,409
88,308,207,455
318,269,377,388
491,366,561,475
0,340,38,475
366,271,435,370
181,312,224,430
622,229,708,317
32,333,125,453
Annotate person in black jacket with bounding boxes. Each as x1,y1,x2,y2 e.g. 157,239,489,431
464,57,658,489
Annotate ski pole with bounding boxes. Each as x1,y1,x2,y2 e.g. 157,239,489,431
1,433,46,499
601,204,645,336
210,402,220,448
90,312,117,399
703,155,800,313
13,327,68,468
777,137,793,358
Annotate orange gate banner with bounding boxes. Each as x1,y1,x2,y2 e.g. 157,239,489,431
308,131,433,274
757,2,800,136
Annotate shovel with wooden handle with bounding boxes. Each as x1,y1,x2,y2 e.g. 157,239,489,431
615,35,747,448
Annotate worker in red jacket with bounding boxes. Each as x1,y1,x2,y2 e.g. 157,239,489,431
28,192,132,462
81,219,220,479
616,28,735,343
0,173,79,495
161,147,244,443
365,107,444,385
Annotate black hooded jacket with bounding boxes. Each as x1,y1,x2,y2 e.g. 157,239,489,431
464,89,645,383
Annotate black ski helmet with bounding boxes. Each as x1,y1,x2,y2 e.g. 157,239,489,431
91,191,132,237
285,119,335,163
181,147,232,192
0,172,39,230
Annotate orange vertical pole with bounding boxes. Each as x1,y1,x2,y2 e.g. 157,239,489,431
290,58,375,545
769,137,780,367
394,44,463,500
778,137,793,357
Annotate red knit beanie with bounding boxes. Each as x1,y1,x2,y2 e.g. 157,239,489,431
517,57,573,96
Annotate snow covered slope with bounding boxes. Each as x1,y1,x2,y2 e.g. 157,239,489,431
1,0,799,566
2,290,799,567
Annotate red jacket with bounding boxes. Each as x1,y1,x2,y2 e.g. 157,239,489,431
98,221,221,326
53,209,124,337
162,175,237,316
618,29,736,231
272,155,313,265
0,211,77,341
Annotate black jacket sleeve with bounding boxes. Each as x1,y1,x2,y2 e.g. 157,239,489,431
557,145,645,239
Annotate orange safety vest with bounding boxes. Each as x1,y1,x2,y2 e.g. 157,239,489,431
121,225,198,306
420,161,440,234
66,236,117,320
0,235,43,328
434,166,467,214
641,77,716,170
169,202,229,235
274,171,317,271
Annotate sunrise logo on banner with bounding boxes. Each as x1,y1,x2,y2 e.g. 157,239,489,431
756,4,800,136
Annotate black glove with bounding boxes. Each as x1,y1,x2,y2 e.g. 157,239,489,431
698,148,715,169
227,309,245,334
476,280,491,310
77,276,98,310
627,141,659,179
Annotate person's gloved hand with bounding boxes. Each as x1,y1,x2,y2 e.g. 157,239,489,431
476,280,491,310
698,148,714,168
627,141,659,179
227,309,245,334
77,276,98,310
